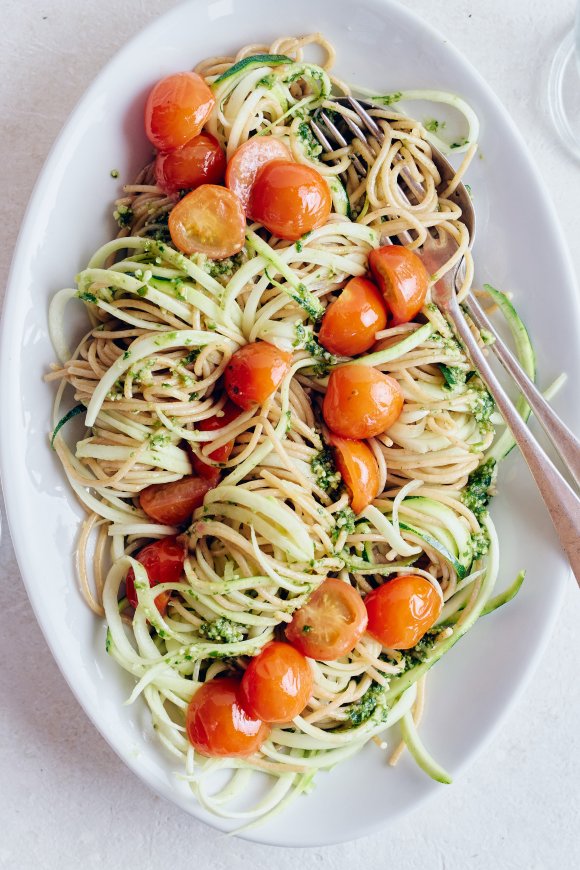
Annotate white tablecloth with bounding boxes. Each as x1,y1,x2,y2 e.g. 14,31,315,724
1,1,578,868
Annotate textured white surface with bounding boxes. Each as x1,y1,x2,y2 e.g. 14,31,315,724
0,0,579,867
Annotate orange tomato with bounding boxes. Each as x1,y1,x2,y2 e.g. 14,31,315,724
249,160,331,240
285,578,368,661
125,535,187,615
140,475,218,526
322,364,404,439
168,184,246,259
225,341,292,410
145,71,215,151
327,433,380,514
318,276,388,357
186,677,270,757
189,401,240,478
226,137,292,212
155,133,226,193
368,245,430,325
240,642,313,724
364,574,442,649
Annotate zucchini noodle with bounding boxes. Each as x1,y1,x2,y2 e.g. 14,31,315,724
46,33,527,827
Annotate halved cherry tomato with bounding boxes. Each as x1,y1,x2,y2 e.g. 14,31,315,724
368,245,430,325
125,535,187,615
168,184,246,259
240,642,313,724
189,400,240,478
285,578,368,661
327,433,380,515
155,133,226,193
140,475,218,526
226,137,292,212
318,277,388,357
145,71,215,151
225,341,292,410
249,160,331,241
323,364,404,440
186,677,270,757
364,574,442,649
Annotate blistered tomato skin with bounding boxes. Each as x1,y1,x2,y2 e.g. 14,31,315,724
125,535,187,615
155,133,226,193
189,401,240,478
225,341,292,410
139,475,218,525
327,433,380,515
168,184,246,259
322,365,404,440
186,677,270,757
364,574,442,649
318,277,388,357
145,72,215,151
368,245,430,325
285,578,368,661
226,137,292,212
240,642,313,724
249,160,331,241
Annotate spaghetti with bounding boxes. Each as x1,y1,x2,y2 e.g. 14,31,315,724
46,33,524,826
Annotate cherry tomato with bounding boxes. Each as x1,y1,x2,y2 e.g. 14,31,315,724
249,160,331,241
323,364,404,440
327,433,380,515
240,642,313,724
226,137,292,212
145,71,215,151
364,574,442,649
368,245,430,325
140,475,218,526
285,578,368,661
168,184,246,259
225,341,292,410
186,677,270,757
189,401,240,478
155,133,226,193
318,277,388,357
125,535,187,615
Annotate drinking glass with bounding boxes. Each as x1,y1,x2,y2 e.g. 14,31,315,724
548,3,580,160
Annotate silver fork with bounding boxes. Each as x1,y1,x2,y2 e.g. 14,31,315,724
312,97,580,585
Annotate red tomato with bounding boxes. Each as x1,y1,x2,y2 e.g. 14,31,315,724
225,341,292,410
125,535,187,615
140,475,218,526
226,137,292,212
145,72,215,151
168,184,246,259
285,578,368,661
365,574,442,649
186,677,270,757
368,245,430,325
322,364,404,439
327,433,380,515
318,277,388,357
240,642,313,724
189,401,240,478
249,160,331,241
155,133,226,193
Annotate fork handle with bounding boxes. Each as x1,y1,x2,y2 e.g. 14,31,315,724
446,294,580,586
466,293,580,487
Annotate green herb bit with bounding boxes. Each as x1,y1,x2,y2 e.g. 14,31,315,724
461,458,497,518
311,445,341,494
346,683,388,726
199,617,246,644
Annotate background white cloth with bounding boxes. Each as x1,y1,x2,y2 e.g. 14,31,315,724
1,1,578,868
